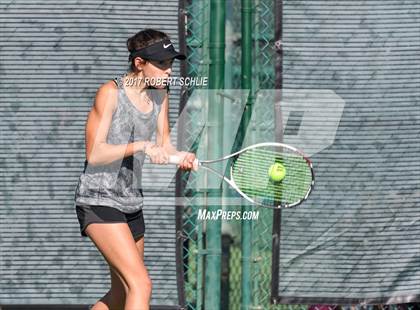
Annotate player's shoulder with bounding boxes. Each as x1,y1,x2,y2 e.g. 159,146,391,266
97,79,119,96
93,79,120,113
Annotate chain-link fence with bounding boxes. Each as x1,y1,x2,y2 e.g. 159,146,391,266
179,1,210,309
183,1,320,310
178,1,420,310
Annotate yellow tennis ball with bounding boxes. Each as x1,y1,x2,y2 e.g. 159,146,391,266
268,163,286,182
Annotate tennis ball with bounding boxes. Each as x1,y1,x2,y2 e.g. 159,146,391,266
268,163,286,182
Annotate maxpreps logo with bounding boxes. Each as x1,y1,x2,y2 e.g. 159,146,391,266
197,209,259,221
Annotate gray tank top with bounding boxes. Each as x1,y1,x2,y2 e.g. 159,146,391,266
73,74,167,213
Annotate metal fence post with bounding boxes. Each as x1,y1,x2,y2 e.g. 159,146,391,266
240,0,254,309
204,0,225,309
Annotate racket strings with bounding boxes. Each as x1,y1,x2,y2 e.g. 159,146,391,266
232,147,313,207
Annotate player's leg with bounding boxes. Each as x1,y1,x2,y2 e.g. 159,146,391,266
85,223,152,310
90,266,127,310
135,235,145,260
93,236,147,310
134,236,152,303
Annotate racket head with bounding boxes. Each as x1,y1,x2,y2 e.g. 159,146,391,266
229,142,314,209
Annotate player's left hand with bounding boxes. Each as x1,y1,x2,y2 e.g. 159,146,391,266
178,152,196,171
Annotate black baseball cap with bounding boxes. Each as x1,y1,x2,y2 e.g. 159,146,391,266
129,38,186,62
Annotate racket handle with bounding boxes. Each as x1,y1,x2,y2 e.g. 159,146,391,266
168,155,199,171
168,155,181,164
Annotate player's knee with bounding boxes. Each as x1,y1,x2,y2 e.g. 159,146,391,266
126,274,152,294
144,276,152,293
141,275,152,294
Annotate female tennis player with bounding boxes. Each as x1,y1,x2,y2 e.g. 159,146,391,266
73,29,195,310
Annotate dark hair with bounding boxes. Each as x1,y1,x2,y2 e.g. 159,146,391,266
127,28,169,72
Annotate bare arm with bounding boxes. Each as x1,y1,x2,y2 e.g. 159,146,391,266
156,92,196,170
85,81,150,165
156,92,177,154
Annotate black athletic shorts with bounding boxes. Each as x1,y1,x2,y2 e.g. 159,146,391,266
75,204,145,241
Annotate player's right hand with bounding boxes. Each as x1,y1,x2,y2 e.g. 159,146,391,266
144,144,169,164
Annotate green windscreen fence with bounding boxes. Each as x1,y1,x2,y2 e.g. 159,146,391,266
272,0,420,305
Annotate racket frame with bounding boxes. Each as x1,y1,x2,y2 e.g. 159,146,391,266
198,142,315,209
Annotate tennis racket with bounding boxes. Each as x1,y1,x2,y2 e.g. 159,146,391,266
169,142,314,209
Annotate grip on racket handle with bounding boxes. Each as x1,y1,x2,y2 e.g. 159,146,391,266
168,155,199,171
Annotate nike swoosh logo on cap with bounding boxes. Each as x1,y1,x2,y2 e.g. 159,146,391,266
163,43,171,48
